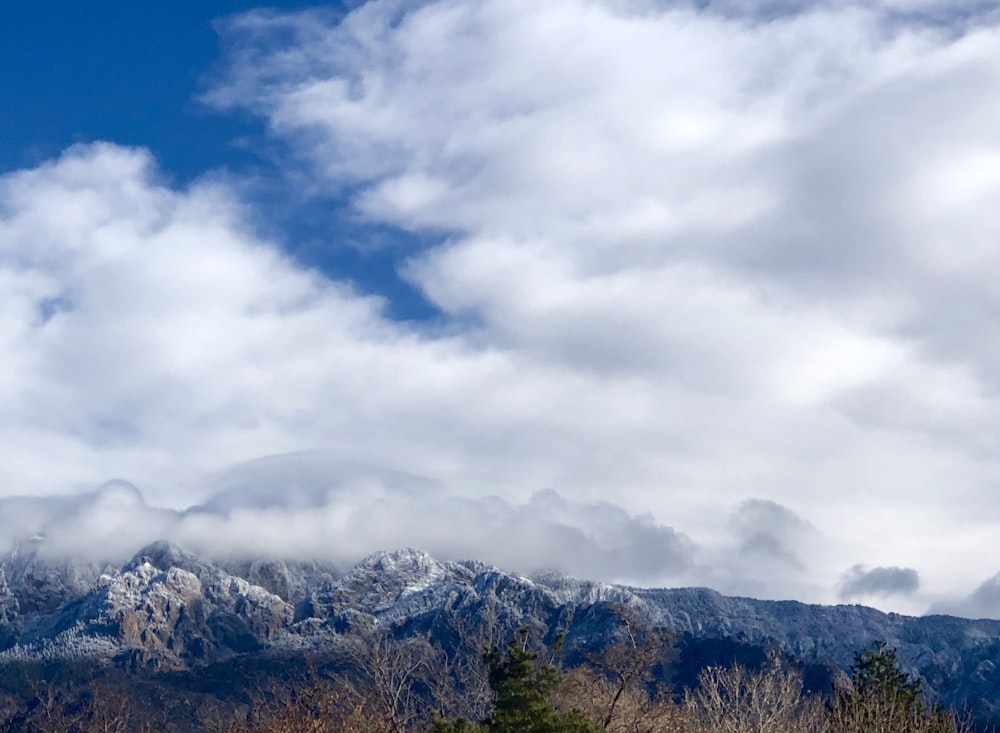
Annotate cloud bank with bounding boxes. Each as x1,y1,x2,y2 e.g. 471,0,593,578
839,564,921,601
931,572,1000,620
0,465,693,587
2,0,1000,614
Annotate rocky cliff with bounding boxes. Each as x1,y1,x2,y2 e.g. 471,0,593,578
2,541,1000,720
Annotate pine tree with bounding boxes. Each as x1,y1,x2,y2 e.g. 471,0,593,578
432,630,596,733
850,641,923,711
830,641,962,733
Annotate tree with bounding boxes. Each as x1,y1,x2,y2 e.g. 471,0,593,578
686,654,826,733
554,606,684,733
829,641,967,733
850,642,921,708
433,630,597,733
341,626,444,733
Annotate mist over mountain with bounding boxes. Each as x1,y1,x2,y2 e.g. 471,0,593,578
3,468,993,620
4,460,1000,626
0,469,692,585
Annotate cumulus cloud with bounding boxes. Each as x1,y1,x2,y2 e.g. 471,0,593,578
3,0,1000,611
839,565,920,600
2,144,657,508
0,143,404,497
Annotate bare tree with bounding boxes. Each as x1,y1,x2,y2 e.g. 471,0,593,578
557,665,691,733
206,667,363,733
341,626,444,733
19,673,85,733
248,678,342,733
77,679,134,733
553,607,688,733
686,655,827,733
591,609,674,730
431,603,510,722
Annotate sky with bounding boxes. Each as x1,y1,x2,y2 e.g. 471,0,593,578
2,0,1000,618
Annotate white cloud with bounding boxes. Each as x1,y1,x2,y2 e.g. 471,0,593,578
3,0,1000,613
1,469,694,587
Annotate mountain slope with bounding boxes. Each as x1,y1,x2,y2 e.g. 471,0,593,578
1,542,999,720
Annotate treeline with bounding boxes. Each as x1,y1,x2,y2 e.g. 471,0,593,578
0,621,974,733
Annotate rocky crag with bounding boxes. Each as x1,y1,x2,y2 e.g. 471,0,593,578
2,541,1000,721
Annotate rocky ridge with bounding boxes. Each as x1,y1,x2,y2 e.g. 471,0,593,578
1,541,1000,719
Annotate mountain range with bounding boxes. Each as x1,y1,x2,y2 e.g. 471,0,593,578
2,540,1000,725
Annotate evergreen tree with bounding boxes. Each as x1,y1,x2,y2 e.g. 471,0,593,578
830,641,961,733
432,630,596,733
849,640,923,711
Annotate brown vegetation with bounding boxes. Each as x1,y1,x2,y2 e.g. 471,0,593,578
0,629,974,733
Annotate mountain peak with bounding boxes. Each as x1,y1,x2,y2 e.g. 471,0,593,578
128,540,199,573
357,547,440,571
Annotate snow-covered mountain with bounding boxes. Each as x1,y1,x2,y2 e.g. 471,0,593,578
2,541,1000,721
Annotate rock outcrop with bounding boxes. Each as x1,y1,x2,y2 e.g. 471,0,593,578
1,541,1000,720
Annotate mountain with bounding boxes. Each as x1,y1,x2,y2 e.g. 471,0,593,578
2,541,1000,724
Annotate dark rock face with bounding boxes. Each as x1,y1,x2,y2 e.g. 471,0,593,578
2,542,1000,721
0,542,295,670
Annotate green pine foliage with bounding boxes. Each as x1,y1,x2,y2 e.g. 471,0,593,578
830,641,963,733
433,631,597,733
850,641,923,708
430,718,489,733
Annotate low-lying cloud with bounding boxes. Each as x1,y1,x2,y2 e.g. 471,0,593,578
1,461,693,585
930,572,1000,620
730,499,815,569
839,565,920,601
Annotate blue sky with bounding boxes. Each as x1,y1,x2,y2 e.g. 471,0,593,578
0,1,436,320
3,0,1000,618
0,2,369,176
0,2,271,177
